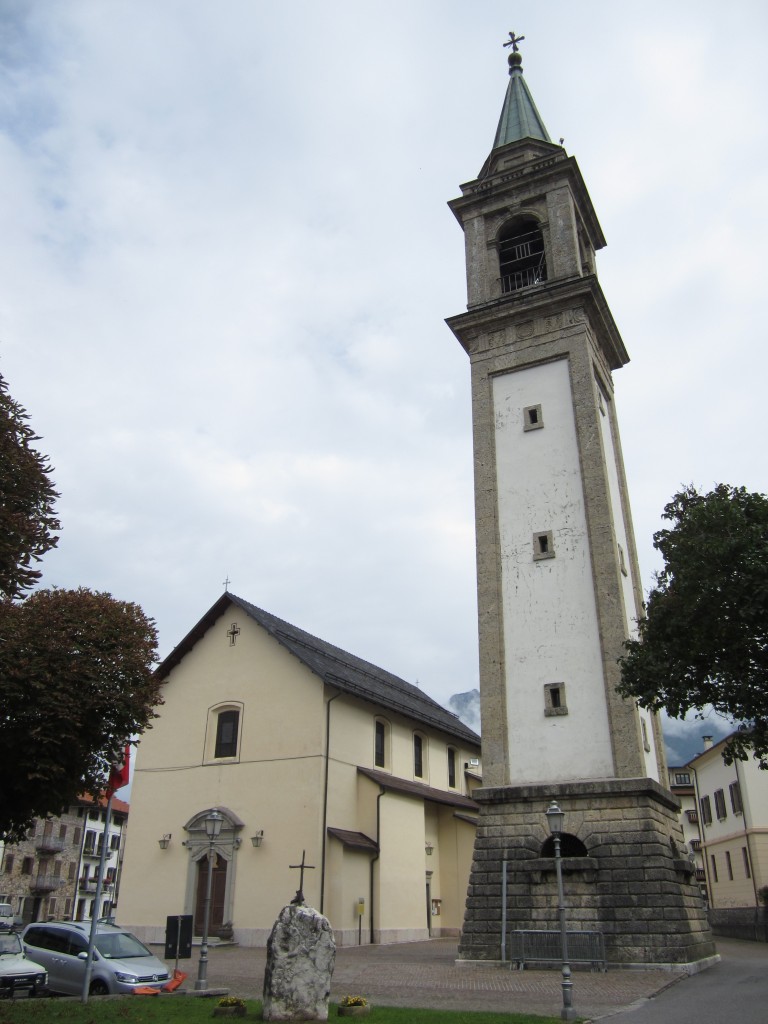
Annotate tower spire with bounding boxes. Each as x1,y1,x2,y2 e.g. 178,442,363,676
492,31,551,148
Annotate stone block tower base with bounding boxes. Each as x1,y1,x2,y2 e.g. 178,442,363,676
459,779,716,968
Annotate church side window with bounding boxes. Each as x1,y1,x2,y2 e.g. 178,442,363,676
215,709,240,759
447,747,457,789
498,218,547,294
414,733,425,779
374,718,390,770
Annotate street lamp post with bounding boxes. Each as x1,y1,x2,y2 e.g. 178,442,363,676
195,809,224,991
545,800,577,1022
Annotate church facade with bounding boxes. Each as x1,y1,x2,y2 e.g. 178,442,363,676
117,593,480,946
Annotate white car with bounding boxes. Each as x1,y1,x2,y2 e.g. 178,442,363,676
0,931,48,997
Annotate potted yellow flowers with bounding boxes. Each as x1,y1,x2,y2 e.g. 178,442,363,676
213,996,247,1018
338,995,370,1018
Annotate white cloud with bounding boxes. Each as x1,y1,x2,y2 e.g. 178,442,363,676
1,1,766,759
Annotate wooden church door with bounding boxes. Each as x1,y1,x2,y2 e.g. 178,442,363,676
194,852,227,935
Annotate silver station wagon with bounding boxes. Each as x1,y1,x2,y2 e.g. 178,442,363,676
22,921,170,996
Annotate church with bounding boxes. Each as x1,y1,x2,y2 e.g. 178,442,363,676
117,592,480,946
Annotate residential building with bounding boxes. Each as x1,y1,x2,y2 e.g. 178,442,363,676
668,766,706,898
0,796,129,925
690,734,768,939
75,796,129,922
118,592,481,946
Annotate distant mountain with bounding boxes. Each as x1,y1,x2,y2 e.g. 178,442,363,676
447,689,480,735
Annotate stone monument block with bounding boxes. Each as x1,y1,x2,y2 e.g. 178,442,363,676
262,904,336,1021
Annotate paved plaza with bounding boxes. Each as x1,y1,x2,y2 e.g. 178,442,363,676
193,935,757,1020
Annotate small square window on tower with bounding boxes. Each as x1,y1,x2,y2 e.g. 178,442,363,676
618,543,628,577
523,404,544,431
533,531,555,560
544,683,568,717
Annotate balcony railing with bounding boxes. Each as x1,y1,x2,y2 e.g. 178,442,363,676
690,839,701,851
686,810,699,823
695,869,706,882
79,878,113,893
35,837,65,854
29,875,67,894
83,847,113,860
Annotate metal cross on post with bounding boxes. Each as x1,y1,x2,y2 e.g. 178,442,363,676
503,31,525,52
226,622,240,646
289,849,315,906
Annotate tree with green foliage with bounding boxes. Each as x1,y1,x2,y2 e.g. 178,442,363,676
618,483,768,768
0,372,160,841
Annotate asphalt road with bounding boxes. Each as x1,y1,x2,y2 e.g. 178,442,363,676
599,936,768,1023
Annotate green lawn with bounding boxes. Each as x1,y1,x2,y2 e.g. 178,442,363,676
0,997,569,1024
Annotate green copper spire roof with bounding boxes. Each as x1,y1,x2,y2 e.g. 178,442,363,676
492,32,551,148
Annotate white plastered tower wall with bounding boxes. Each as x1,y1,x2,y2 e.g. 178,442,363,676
447,42,713,965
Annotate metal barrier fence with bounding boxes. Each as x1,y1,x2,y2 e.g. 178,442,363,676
507,929,606,971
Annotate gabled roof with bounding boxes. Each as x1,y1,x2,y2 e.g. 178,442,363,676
158,593,480,747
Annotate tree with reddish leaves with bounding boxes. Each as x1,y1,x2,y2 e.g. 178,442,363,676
0,373,160,841
0,374,60,600
618,484,768,769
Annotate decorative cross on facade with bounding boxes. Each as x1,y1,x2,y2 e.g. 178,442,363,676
226,622,240,646
289,849,315,905
503,31,525,52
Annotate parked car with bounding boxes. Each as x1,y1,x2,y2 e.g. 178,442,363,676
0,904,14,932
0,931,48,997
22,921,170,996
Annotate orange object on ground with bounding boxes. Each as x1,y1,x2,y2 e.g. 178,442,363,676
163,969,188,992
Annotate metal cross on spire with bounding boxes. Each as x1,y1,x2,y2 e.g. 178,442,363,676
503,31,524,53
289,849,315,906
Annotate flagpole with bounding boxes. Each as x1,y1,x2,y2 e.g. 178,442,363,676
81,790,114,1003
80,744,129,1004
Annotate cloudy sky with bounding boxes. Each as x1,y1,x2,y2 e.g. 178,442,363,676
2,1,765,767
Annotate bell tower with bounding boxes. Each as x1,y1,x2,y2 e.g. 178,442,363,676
448,36,715,966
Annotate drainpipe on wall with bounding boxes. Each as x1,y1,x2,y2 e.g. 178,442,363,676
319,690,341,914
369,787,384,945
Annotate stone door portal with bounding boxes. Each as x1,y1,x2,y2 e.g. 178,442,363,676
194,852,227,936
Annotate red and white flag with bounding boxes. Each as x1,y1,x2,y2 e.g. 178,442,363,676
107,743,131,796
